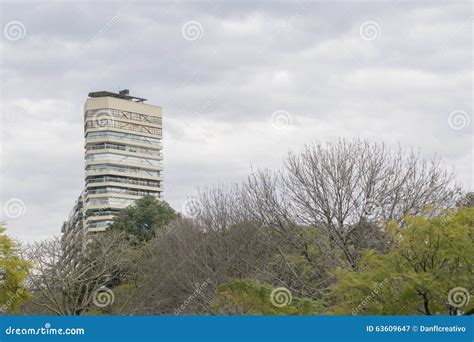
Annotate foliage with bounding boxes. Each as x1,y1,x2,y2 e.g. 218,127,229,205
24,231,136,315
0,227,30,312
212,279,322,315
19,140,469,316
109,196,179,242
329,208,474,315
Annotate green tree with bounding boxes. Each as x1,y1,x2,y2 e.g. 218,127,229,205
329,208,474,315
212,279,322,315
0,227,30,312
109,196,179,242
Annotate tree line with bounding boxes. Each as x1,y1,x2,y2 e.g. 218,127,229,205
1,139,472,315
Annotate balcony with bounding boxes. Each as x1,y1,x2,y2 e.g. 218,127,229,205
87,187,161,198
85,175,162,188
85,108,162,126
86,142,162,159
85,120,162,136
85,131,162,147
85,153,162,168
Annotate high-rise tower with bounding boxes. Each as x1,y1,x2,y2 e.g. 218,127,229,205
62,90,163,243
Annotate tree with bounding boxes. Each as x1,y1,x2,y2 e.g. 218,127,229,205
192,139,461,300
19,139,464,316
109,218,274,315
103,140,464,315
212,278,322,315
244,139,460,269
0,227,30,312
23,231,136,315
457,192,474,208
109,196,179,242
329,208,474,315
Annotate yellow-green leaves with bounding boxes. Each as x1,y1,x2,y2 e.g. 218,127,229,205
329,208,474,315
0,227,31,312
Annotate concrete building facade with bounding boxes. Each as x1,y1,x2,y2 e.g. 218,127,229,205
61,90,163,242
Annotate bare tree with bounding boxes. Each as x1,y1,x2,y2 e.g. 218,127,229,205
280,139,460,268
196,184,251,231
25,139,460,315
22,231,135,315
192,139,461,297
109,217,275,315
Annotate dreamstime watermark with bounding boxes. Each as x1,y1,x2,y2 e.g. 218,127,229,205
270,287,292,308
3,20,26,41
84,15,120,49
89,109,114,127
270,110,292,130
1,286,27,311
174,278,211,314
194,98,214,118
3,198,26,219
363,198,383,217
92,286,114,308
359,21,381,41
447,287,470,308
181,197,201,218
447,110,471,130
181,21,204,41
5,323,85,336
259,12,301,52
352,278,390,315
440,195,470,227
441,15,474,50
1,107,25,133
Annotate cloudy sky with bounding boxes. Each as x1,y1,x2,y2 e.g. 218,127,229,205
0,0,472,241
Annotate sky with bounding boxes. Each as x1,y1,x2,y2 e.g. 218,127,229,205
0,0,472,242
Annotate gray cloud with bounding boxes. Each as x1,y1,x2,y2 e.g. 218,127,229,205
0,0,471,241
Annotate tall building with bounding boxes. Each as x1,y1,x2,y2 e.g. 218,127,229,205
62,90,163,243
